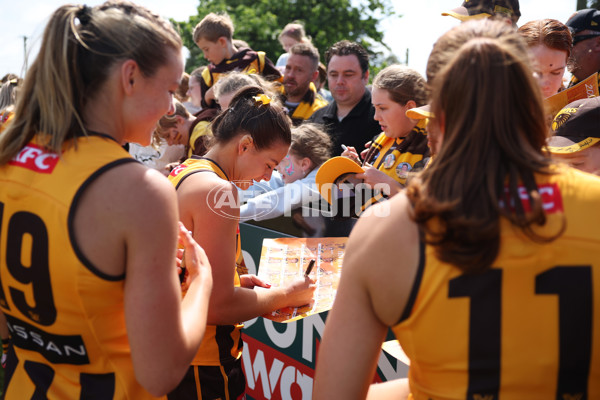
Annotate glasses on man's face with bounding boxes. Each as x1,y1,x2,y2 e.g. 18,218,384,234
572,32,600,46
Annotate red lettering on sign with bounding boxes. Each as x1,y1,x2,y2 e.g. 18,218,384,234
242,334,314,400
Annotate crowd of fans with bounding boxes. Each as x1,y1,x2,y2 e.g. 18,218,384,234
0,1,599,399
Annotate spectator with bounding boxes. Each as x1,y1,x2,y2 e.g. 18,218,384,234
315,61,333,102
281,43,328,125
518,19,572,98
185,67,204,115
240,123,332,237
309,40,381,236
154,100,218,159
175,72,191,103
341,65,430,195
565,8,600,93
310,40,380,157
193,12,281,108
442,0,521,24
548,96,600,175
0,76,20,134
276,21,311,73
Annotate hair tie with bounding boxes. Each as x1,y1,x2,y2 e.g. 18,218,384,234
252,94,271,107
76,5,92,25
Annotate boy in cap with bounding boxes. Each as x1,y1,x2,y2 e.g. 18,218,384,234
548,96,600,175
442,0,520,25
566,9,600,92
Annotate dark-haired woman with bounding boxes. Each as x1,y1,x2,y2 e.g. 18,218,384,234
168,86,315,400
315,18,600,400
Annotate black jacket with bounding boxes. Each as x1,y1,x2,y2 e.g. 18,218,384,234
309,88,381,157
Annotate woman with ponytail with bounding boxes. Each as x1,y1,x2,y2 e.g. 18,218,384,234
315,18,600,400
0,2,212,398
167,85,315,400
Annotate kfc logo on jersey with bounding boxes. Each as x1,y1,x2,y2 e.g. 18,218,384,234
169,163,187,178
499,183,563,214
9,144,60,173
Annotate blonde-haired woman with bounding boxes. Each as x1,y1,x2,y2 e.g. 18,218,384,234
0,2,212,398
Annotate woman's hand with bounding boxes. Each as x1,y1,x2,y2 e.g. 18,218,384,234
341,146,361,165
178,223,212,291
360,141,372,161
240,274,271,289
355,166,403,196
281,276,317,308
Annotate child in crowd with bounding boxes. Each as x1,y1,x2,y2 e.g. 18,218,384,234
213,71,280,110
193,12,281,108
155,100,218,159
275,21,312,73
342,65,430,196
240,123,332,237
185,67,204,115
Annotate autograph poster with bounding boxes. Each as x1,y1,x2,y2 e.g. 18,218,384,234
258,237,347,323
546,72,598,119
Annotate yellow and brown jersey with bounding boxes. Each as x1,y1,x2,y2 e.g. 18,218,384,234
200,47,281,109
365,119,429,186
168,157,244,366
187,108,219,158
567,72,600,94
0,134,159,399
394,166,600,399
282,82,328,126
0,109,14,134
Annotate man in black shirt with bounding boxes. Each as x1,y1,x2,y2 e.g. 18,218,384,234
309,41,381,236
309,40,380,157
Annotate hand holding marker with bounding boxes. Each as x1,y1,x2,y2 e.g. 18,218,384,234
305,259,315,277
290,259,316,319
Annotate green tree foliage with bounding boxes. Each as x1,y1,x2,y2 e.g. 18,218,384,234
173,0,396,76
577,0,599,10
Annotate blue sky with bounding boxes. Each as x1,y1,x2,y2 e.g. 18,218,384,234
0,0,577,79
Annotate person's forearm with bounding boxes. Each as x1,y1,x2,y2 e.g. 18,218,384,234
181,272,213,345
207,285,292,325
384,177,403,197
